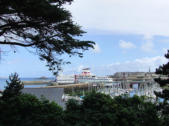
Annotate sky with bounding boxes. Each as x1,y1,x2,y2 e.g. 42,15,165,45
1,0,169,77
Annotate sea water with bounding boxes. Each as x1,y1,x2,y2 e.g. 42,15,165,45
0,78,54,90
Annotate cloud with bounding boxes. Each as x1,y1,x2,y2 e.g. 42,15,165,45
66,0,169,37
141,41,154,52
90,56,168,75
93,43,101,53
159,38,169,43
162,48,168,54
141,34,155,53
62,56,168,76
119,40,136,49
92,56,168,75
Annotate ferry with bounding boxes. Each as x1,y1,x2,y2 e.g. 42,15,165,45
57,68,113,84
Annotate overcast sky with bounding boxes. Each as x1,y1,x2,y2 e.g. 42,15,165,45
0,0,169,77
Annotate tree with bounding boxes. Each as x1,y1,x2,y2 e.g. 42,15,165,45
112,96,160,126
2,73,23,100
64,92,161,126
64,99,83,126
154,50,169,126
0,86,162,126
0,0,94,74
0,73,64,126
0,94,64,126
154,50,169,100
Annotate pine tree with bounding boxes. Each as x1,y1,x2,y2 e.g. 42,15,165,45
154,50,169,100
0,0,94,75
2,73,23,99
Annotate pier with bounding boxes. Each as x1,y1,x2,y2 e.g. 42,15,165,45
23,80,51,85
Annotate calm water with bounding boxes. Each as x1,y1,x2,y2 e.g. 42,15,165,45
0,78,54,90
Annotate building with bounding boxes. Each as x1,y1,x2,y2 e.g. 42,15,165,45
22,87,65,108
112,72,159,83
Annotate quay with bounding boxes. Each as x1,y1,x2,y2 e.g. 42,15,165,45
22,80,51,85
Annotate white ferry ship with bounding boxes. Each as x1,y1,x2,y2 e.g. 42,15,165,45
57,68,113,84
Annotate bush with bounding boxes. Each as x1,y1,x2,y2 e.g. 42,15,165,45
64,92,161,126
0,94,64,126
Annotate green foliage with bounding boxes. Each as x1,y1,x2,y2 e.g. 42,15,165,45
64,99,83,126
0,91,166,126
0,94,64,126
64,92,161,126
64,85,97,96
158,102,169,126
0,0,95,74
112,96,160,126
2,73,23,100
154,50,169,125
0,74,64,126
155,50,169,100
0,74,166,126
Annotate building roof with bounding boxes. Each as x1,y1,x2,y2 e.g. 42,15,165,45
22,87,65,108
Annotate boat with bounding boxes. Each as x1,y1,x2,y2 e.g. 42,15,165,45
56,68,113,84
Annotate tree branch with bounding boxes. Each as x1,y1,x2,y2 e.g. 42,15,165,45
0,41,35,47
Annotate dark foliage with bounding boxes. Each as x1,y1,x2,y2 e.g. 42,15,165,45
0,74,64,126
154,50,169,125
0,0,94,74
157,101,169,126
0,74,166,126
0,90,165,126
155,50,169,100
2,73,23,100
0,94,64,126
64,92,161,126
